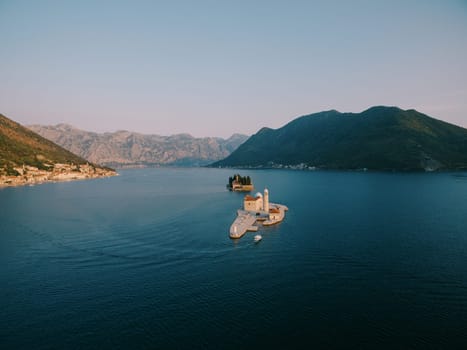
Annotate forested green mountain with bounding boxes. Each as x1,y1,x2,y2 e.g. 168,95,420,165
212,107,467,171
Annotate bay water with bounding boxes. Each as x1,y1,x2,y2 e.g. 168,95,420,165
1,168,467,349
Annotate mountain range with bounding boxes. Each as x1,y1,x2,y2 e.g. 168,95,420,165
6,106,467,174
212,106,467,171
28,124,248,168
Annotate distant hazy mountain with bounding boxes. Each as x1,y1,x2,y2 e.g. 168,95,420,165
212,106,467,171
28,124,248,168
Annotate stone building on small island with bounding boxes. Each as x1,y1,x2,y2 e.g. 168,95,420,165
227,174,254,192
243,193,263,211
243,188,270,214
230,187,288,238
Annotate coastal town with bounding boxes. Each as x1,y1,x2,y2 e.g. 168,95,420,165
0,163,116,187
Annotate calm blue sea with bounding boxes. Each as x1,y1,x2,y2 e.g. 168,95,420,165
1,168,467,349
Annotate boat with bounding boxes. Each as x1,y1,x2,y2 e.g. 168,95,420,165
254,234,262,242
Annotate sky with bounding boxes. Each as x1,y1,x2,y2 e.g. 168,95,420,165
1,0,467,138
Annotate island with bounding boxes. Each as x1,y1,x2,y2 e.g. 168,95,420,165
227,174,254,192
230,188,288,239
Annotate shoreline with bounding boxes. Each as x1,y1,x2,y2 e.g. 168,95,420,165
0,164,117,188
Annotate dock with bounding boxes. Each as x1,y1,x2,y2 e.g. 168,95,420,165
229,210,258,239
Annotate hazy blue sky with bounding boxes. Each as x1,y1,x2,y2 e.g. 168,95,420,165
1,0,466,137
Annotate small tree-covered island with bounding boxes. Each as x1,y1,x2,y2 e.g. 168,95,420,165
227,174,254,192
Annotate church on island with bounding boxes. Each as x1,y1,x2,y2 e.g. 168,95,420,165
230,188,288,239
227,174,254,192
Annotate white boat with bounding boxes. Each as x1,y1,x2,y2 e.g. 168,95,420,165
254,234,262,242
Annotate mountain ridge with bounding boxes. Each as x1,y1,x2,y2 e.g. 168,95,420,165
212,106,467,171
28,124,248,168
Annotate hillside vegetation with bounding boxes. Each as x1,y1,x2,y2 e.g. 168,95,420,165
0,114,90,175
212,107,467,171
